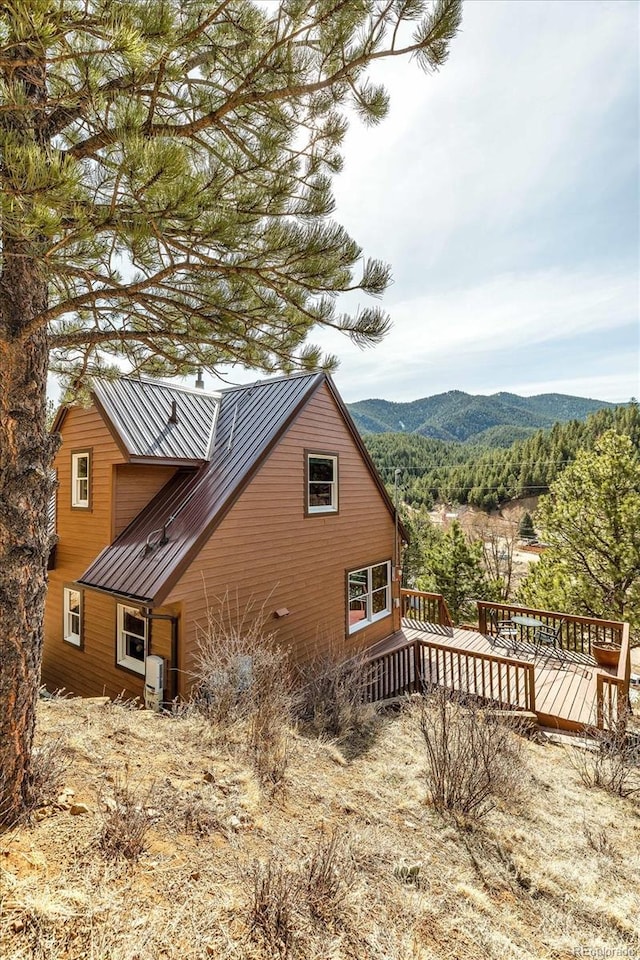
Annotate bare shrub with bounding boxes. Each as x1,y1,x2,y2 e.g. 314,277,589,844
25,738,70,814
296,643,378,745
582,818,617,857
249,856,300,958
572,711,640,799
0,737,70,825
419,688,523,824
304,828,353,923
191,590,295,788
247,831,352,955
248,689,292,790
98,771,154,862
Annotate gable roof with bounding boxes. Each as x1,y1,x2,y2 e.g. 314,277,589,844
92,378,219,464
78,372,407,605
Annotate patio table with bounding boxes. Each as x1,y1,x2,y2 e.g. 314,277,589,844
511,616,545,630
510,615,545,649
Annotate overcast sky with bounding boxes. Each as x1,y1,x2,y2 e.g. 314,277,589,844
308,0,639,405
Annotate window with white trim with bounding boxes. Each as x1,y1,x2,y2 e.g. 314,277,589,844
63,587,82,646
71,452,90,508
348,561,391,633
307,454,338,513
116,604,147,674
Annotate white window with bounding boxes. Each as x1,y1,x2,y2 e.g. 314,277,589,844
71,452,90,508
348,561,392,634
63,587,82,646
117,604,147,675
307,454,338,513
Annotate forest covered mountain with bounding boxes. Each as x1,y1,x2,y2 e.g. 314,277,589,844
363,403,639,511
347,391,618,443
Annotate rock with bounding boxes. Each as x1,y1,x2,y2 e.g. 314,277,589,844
228,815,241,831
69,803,90,816
203,771,215,783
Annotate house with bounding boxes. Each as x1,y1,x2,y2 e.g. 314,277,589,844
42,372,407,702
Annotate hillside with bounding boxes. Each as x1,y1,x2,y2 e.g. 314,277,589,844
363,403,639,510
2,696,639,960
347,391,617,442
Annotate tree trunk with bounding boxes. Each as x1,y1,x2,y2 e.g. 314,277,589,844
0,247,54,824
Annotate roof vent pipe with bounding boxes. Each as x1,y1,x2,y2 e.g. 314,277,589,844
195,366,204,389
168,399,178,424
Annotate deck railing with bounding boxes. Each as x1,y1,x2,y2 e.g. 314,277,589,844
597,620,631,728
477,601,625,657
401,589,453,627
365,636,535,712
364,593,630,731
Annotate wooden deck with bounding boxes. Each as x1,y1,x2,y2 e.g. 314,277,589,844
365,606,631,732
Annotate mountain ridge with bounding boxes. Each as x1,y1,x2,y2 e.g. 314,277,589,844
347,390,618,443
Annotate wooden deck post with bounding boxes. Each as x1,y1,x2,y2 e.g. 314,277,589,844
527,663,536,713
412,641,422,693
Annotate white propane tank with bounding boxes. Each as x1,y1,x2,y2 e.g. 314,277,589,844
144,655,165,712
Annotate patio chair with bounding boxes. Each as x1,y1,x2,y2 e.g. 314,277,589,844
534,624,563,663
487,609,518,649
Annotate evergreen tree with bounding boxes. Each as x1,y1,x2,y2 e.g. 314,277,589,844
418,520,493,623
0,0,463,823
518,511,535,540
518,431,640,638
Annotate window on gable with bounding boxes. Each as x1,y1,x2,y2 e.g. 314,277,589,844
307,453,338,514
71,452,90,508
116,604,147,675
63,587,82,647
348,561,391,634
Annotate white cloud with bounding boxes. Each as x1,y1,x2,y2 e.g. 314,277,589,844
333,0,639,277
496,372,638,404
316,265,638,401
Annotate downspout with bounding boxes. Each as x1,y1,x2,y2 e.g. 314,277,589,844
141,609,179,701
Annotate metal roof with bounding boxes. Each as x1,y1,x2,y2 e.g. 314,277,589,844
79,373,324,603
92,378,219,463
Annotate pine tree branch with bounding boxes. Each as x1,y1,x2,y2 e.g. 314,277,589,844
66,1,462,160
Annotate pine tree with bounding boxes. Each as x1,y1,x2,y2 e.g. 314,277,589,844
518,511,535,541
419,520,493,623
518,431,640,637
0,0,462,823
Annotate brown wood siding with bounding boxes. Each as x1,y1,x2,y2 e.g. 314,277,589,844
167,382,400,689
113,464,177,537
42,589,175,700
43,405,175,699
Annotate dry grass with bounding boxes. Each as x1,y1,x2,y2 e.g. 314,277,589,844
1,695,639,960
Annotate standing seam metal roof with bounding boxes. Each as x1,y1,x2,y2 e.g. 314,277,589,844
78,373,324,603
92,378,219,462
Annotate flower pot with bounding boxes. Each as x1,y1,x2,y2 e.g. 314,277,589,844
592,643,621,668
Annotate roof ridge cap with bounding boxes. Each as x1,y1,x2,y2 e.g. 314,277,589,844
219,370,324,394
93,375,221,399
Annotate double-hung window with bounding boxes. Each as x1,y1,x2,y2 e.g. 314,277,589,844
348,561,391,633
63,587,82,647
116,604,147,675
71,452,90,508
307,453,338,514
